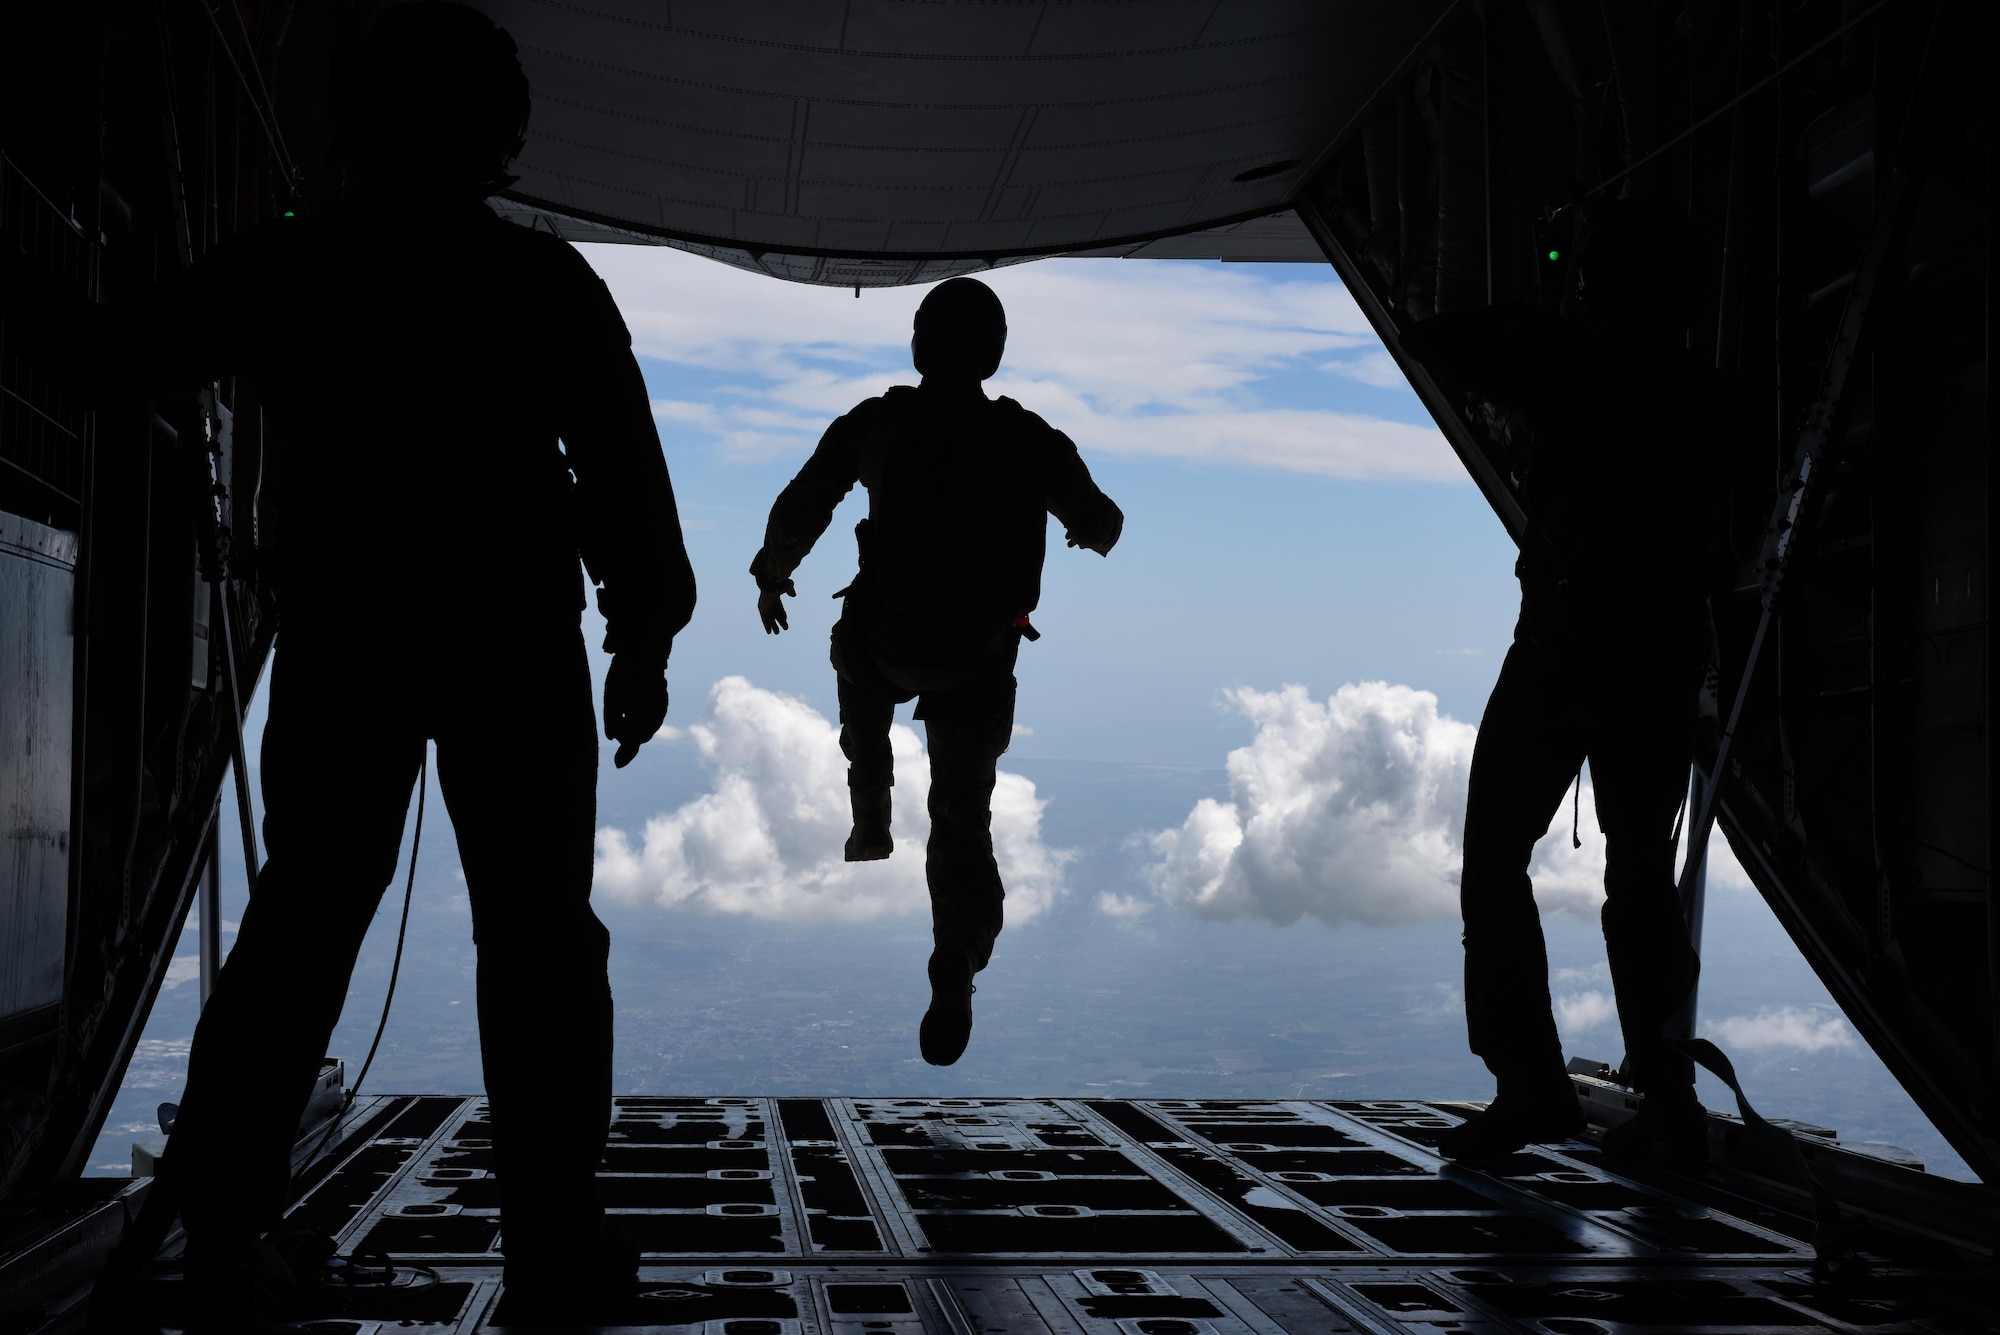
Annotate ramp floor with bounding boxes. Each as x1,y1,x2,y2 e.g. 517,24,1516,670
136,1097,2000,1331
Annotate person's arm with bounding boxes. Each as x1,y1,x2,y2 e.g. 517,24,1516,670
747,405,868,632
1026,410,1123,556
557,258,698,766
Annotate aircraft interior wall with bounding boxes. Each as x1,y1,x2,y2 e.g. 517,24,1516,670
1292,0,1994,1180
0,1,280,1197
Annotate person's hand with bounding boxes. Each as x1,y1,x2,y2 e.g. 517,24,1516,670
757,580,795,634
604,652,668,768
1066,501,1124,556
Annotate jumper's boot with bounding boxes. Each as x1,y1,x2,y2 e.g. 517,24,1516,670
1439,1073,1586,1162
1602,1087,1708,1170
919,946,976,1066
844,786,893,862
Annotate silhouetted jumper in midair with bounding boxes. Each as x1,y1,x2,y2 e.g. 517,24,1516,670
13,4,694,1320
750,278,1123,1066
1404,203,1757,1168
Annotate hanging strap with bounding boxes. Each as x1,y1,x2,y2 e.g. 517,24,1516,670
1675,1036,1860,1281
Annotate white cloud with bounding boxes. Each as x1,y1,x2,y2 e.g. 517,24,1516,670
595,677,1069,923
161,956,201,991
1556,989,1618,1034
998,394,1459,483
1136,682,1608,928
1555,962,1611,985
1146,683,1467,927
1528,782,1610,919
1324,350,1411,390
1097,891,1151,920
1706,1006,1856,1053
582,247,1454,482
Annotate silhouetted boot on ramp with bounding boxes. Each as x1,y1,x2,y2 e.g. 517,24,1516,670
1440,1073,1585,1162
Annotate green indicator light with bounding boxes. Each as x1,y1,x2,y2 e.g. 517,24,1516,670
1547,249,1560,261
283,210,295,217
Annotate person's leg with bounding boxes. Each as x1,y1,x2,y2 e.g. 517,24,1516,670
834,619,901,860
1444,627,1590,1159
919,674,1016,973
1588,653,1704,1161
912,671,1016,1066
1460,633,1589,1083
169,636,422,1286
837,670,898,860
431,625,614,1282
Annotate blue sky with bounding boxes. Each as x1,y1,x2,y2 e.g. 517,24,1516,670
592,249,1521,765
95,247,1976,1183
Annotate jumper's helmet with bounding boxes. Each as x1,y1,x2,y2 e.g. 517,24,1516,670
339,3,532,197
912,278,1008,381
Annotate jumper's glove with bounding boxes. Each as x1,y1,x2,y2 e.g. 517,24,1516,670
757,578,796,634
1065,498,1124,557
604,652,668,769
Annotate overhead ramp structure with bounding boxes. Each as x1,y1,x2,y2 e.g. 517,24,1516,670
0,0,1993,1327
482,1,1446,282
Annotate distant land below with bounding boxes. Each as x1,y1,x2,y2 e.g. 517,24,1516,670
95,753,1977,1184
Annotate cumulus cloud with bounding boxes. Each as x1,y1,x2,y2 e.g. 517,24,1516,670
1556,989,1618,1034
582,247,1455,482
1706,1006,1856,1053
1552,962,1618,1038
1097,891,1151,920
1528,786,1610,919
1139,682,1608,928
1324,350,1411,390
1555,963,1610,985
1559,978,1859,1056
595,677,1068,923
993,391,1458,483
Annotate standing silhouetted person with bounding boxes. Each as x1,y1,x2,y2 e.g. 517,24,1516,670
750,278,1122,1066
17,4,694,1320
1404,204,1755,1168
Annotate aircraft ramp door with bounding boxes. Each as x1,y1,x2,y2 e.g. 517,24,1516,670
12,1095,1994,1332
